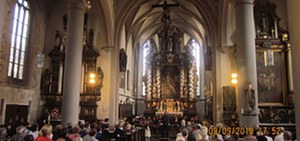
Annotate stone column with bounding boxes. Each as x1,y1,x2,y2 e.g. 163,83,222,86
61,0,88,126
287,0,300,137
109,47,119,125
235,0,259,127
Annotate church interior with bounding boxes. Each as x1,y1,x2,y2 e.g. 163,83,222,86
1,0,300,140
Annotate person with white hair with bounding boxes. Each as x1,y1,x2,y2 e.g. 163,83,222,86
176,128,189,141
11,125,26,141
0,127,8,140
215,123,224,141
192,124,202,141
199,126,209,141
274,127,285,141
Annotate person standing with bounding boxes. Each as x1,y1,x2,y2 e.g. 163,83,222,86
162,113,170,137
145,124,151,141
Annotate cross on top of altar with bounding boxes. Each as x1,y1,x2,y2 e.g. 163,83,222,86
152,0,179,10
152,0,179,52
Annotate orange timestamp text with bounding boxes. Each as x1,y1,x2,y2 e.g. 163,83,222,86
258,127,282,136
208,126,282,136
208,127,255,136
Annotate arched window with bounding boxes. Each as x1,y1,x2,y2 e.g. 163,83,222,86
189,39,201,96
8,0,30,80
142,40,151,96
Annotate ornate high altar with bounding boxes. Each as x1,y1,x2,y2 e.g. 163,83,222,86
144,2,198,116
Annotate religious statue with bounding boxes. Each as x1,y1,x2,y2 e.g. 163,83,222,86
162,100,167,112
162,75,176,98
95,67,104,94
119,48,127,72
205,47,212,71
173,100,178,112
41,69,51,93
245,81,256,113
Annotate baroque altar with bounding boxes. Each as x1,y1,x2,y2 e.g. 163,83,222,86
144,2,198,116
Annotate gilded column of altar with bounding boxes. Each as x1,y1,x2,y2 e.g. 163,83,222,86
235,0,259,127
61,0,89,126
287,0,300,137
188,63,194,100
156,66,161,99
192,62,198,98
180,66,185,98
146,65,152,100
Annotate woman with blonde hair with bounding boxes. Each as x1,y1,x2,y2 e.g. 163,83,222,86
36,124,53,141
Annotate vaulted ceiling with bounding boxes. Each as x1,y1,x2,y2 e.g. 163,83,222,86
40,0,225,49
113,0,221,48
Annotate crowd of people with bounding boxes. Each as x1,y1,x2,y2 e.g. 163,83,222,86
0,114,295,141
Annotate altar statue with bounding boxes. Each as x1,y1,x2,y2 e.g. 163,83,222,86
161,75,176,98
162,100,167,111
245,81,256,113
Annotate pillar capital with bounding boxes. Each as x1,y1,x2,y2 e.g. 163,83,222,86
235,0,254,6
68,0,90,10
101,46,116,53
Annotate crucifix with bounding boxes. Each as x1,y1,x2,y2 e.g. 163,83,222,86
152,0,179,52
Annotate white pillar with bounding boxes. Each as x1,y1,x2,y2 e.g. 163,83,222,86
109,48,119,125
287,0,300,138
235,0,259,127
61,0,88,126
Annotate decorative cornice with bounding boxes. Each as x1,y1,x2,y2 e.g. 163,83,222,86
101,46,115,53
218,44,236,54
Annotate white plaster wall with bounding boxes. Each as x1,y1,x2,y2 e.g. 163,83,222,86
96,49,112,119
125,34,133,96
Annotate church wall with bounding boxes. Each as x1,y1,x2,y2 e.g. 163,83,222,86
93,0,120,120
0,0,6,52
96,50,112,119
125,34,133,97
93,21,114,120
0,0,48,124
88,3,114,120
216,50,234,123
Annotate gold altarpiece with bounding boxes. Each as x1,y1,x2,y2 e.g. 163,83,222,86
144,26,198,116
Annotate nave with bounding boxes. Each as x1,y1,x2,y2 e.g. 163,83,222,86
0,114,294,141
1,0,300,140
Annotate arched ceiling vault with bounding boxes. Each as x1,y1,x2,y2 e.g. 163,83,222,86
114,0,218,50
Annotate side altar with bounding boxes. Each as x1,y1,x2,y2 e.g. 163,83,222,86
144,3,198,116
